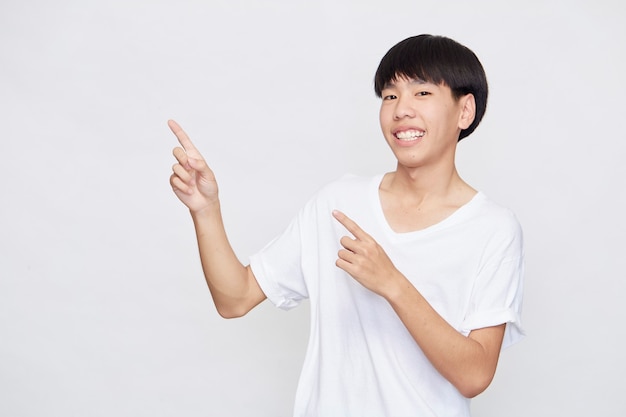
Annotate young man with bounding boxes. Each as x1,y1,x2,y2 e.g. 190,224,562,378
169,34,524,417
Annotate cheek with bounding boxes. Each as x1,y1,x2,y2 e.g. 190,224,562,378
379,107,390,128
431,106,459,132
379,104,388,118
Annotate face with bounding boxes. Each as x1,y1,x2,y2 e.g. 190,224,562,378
379,76,475,170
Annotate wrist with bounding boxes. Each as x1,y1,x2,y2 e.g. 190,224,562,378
384,272,418,306
190,199,221,219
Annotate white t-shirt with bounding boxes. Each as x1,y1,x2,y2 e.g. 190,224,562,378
249,174,524,417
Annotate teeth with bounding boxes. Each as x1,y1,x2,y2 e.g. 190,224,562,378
395,130,425,140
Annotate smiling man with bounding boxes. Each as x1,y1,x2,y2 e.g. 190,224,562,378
169,34,524,417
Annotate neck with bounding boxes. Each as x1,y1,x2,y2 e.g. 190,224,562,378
389,162,466,199
378,162,477,233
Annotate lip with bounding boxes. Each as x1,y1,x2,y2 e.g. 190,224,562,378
392,126,425,135
391,127,425,147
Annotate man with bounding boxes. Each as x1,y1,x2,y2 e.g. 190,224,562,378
169,34,524,417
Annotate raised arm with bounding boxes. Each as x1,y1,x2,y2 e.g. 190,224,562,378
169,120,266,318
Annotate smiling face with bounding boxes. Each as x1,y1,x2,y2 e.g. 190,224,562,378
379,76,475,171
374,35,489,141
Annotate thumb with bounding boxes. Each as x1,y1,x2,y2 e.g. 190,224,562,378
187,156,206,173
187,156,215,182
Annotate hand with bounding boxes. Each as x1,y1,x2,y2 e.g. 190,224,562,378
333,210,404,297
169,120,219,213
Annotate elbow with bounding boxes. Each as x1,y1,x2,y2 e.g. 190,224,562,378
211,292,254,319
457,372,495,399
459,385,488,399
214,296,260,319
215,305,249,319
217,310,243,319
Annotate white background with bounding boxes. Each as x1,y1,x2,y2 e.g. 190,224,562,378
1,0,624,416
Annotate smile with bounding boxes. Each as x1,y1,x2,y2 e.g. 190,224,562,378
394,130,425,141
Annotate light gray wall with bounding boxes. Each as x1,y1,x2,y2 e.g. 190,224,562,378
1,0,624,416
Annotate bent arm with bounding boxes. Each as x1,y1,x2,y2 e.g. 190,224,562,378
191,203,266,318
333,210,505,397
169,120,266,318
386,282,505,398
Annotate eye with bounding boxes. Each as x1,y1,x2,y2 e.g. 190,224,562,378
383,94,397,100
415,91,431,97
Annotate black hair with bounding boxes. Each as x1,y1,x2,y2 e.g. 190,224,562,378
374,35,488,141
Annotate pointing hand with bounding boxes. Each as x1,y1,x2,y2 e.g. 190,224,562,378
333,210,404,298
169,120,219,213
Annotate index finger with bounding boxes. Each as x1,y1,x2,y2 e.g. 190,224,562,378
168,119,200,155
332,210,370,241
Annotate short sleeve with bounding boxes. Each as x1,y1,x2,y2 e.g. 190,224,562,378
461,216,525,349
249,207,310,310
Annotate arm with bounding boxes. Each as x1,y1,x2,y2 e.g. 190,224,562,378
169,120,266,318
332,210,505,398
386,285,504,398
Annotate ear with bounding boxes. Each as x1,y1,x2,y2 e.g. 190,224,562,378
458,94,476,130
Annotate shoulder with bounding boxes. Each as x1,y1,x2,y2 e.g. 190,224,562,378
468,193,524,255
314,173,380,200
462,193,523,245
296,174,381,222
291,174,381,236
472,193,521,230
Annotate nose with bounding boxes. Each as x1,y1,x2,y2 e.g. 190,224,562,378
393,95,416,120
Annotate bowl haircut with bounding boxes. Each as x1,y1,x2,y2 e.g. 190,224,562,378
374,34,489,141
